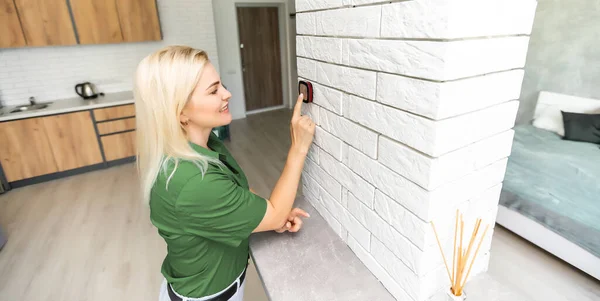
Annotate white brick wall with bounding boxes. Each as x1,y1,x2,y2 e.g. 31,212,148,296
314,127,343,160
380,0,537,39
376,70,525,119
297,1,536,300
0,0,219,107
319,107,378,158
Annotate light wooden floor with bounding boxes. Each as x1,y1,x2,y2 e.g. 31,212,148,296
0,109,598,301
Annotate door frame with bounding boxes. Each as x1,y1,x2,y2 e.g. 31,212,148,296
234,2,292,115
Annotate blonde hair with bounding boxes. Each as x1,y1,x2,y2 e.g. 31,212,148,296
134,45,220,205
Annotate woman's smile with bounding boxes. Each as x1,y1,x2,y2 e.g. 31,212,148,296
219,103,229,113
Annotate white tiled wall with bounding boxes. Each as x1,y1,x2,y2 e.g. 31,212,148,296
296,0,537,300
0,0,220,107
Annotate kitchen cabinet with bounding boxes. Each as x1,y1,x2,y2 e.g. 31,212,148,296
42,111,104,171
101,131,136,161
116,0,162,42
0,118,59,182
97,117,136,135
1,0,162,48
0,0,26,48
0,102,137,188
14,0,77,46
93,105,137,162
69,0,123,44
93,104,136,121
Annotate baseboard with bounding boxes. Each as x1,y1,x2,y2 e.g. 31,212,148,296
9,163,107,188
106,156,136,167
8,157,136,189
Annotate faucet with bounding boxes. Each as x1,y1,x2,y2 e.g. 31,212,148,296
29,96,36,105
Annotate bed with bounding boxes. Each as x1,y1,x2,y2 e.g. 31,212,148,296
496,91,600,280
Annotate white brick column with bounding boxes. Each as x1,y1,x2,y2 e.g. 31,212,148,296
296,0,537,300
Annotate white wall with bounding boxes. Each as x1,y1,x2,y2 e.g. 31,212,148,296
288,0,298,96
212,0,295,120
296,0,537,300
0,0,220,107
516,0,600,124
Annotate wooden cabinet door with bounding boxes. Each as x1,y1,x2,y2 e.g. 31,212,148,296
101,131,136,161
69,0,123,44
93,104,136,121
42,111,103,171
116,0,161,42
0,0,26,48
14,0,76,46
0,118,58,182
97,117,136,135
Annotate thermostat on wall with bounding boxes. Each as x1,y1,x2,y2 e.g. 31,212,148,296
298,80,313,103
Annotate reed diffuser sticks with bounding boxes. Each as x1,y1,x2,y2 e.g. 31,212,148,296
430,210,489,297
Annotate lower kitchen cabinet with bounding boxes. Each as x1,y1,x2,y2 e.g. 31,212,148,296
96,117,136,135
42,111,104,171
0,118,59,182
93,104,135,121
101,131,136,161
0,104,137,188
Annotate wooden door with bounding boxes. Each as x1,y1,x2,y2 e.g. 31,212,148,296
116,0,162,42
0,118,58,182
42,111,103,171
69,0,123,44
237,7,283,112
14,0,77,46
0,0,26,48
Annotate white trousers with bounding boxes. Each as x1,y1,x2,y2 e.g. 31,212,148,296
158,272,246,301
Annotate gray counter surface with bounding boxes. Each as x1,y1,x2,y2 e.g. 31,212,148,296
249,196,395,301
0,91,134,122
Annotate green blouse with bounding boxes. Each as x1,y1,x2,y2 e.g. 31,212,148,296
149,133,267,297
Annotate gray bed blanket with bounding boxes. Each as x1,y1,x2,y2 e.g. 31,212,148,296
500,125,600,257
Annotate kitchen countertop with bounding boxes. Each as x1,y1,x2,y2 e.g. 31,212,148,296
249,196,396,301
0,91,134,122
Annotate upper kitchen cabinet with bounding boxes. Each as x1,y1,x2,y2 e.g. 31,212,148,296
14,0,77,47
0,0,26,48
69,0,123,44
117,0,162,42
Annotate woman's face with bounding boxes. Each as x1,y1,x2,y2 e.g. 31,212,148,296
181,62,232,130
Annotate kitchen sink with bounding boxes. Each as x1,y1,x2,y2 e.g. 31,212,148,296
9,103,51,113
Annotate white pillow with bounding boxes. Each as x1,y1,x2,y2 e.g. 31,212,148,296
532,104,600,137
532,107,566,136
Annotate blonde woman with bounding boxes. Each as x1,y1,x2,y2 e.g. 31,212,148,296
135,45,315,301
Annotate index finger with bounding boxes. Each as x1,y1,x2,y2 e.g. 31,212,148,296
292,93,304,120
291,207,310,218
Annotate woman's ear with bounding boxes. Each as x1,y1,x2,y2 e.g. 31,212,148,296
180,112,190,127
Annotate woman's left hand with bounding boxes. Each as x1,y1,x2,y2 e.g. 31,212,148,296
276,208,310,233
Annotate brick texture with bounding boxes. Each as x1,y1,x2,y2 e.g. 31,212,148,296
0,0,219,106
296,1,536,299
380,0,537,39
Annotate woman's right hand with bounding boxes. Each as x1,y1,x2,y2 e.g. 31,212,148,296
290,93,316,155
253,94,315,233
